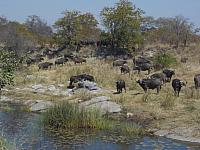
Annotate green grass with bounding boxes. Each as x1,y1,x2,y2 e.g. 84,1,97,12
42,101,144,136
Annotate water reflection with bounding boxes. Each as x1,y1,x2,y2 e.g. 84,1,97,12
0,108,200,150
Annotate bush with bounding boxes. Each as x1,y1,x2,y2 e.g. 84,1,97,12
153,52,177,69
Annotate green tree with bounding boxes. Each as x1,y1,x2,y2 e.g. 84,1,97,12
100,0,143,51
53,10,99,49
0,49,21,93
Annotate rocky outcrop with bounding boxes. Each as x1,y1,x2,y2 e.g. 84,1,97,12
24,100,54,112
79,96,122,115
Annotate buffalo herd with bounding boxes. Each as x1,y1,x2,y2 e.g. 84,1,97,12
25,50,200,97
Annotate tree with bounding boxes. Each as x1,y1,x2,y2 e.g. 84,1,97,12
25,15,53,44
0,48,21,94
53,10,100,49
100,0,143,52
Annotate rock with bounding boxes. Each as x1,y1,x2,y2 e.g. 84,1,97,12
58,84,65,87
31,84,44,90
0,96,13,102
79,96,121,115
31,84,45,93
29,100,54,112
47,85,57,92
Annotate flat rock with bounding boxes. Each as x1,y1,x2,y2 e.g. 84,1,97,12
79,96,121,115
29,100,54,112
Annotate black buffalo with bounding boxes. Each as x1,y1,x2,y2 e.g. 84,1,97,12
194,74,200,89
149,73,167,85
116,80,126,93
69,74,94,86
38,62,53,70
113,59,127,67
133,56,151,66
172,79,186,96
120,64,130,75
133,63,153,74
163,69,175,82
55,58,68,66
137,78,162,94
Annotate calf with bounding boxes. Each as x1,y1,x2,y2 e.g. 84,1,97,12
116,80,126,93
163,69,175,82
149,73,167,85
136,78,162,94
194,74,200,89
172,79,186,96
69,74,94,86
120,64,130,75
38,62,53,70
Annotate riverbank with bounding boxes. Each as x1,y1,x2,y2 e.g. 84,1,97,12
1,51,200,145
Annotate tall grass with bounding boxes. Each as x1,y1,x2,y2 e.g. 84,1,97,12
0,136,8,150
42,101,144,135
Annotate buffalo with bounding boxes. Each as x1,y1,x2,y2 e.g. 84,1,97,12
172,79,186,96
55,58,68,66
133,56,151,67
116,80,126,93
194,74,200,89
73,57,86,64
120,64,130,75
38,62,53,70
133,63,153,74
149,73,167,85
136,78,162,94
163,69,175,82
69,74,94,86
113,59,127,67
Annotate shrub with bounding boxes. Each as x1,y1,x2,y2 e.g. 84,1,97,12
153,52,177,69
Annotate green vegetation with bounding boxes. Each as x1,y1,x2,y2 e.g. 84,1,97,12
42,102,144,136
153,52,177,69
0,136,8,150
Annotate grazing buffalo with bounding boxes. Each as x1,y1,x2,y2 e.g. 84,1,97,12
26,56,44,66
116,80,126,93
120,64,130,75
149,73,167,85
38,62,53,70
55,58,68,66
133,56,151,66
163,69,175,82
73,57,86,64
69,74,94,86
113,59,127,67
194,74,200,89
181,57,188,63
172,79,186,96
136,78,162,94
133,63,153,74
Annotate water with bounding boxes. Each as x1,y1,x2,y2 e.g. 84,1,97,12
0,108,200,149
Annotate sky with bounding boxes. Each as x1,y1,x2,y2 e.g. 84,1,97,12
0,0,199,28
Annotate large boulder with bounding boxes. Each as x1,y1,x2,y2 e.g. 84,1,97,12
29,100,54,112
79,96,122,115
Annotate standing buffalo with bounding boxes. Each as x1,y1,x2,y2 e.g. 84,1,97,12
136,78,162,94
149,73,167,85
55,58,68,66
163,69,175,82
73,57,86,64
38,62,53,70
113,59,127,67
133,63,153,74
116,80,126,93
69,74,94,86
194,74,200,89
120,64,130,75
172,79,186,96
